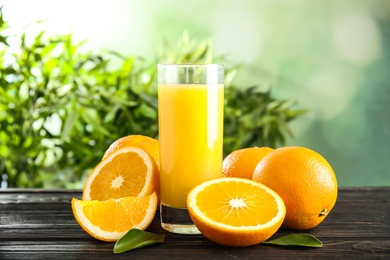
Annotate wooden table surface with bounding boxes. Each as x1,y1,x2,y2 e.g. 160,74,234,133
0,187,389,259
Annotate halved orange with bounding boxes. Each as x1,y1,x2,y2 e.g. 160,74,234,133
187,178,286,247
82,147,159,201
72,192,157,242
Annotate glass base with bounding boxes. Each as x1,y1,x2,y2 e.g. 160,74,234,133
160,204,201,234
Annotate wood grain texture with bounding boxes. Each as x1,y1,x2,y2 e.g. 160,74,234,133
0,188,389,259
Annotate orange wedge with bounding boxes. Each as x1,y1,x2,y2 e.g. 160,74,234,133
187,178,286,247
72,192,157,242
82,147,159,201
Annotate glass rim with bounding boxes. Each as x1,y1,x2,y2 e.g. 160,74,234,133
158,63,224,84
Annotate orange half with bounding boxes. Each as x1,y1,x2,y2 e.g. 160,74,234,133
82,147,159,201
187,178,286,247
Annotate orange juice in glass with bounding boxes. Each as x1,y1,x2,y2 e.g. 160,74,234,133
158,64,224,234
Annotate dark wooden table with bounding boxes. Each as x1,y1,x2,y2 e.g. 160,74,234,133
0,188,389,259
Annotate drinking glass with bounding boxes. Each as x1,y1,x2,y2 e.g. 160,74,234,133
158,64,224,234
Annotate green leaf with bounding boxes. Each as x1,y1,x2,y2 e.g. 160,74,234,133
120,58,134,77
262,234,323,248
114,228,165,254
0,35,9,46
136,103,157,119
61,111,78,142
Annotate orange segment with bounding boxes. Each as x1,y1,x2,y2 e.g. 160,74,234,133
82,147,159,201
72,193,157,242
103,135,160,168
187,178,286,247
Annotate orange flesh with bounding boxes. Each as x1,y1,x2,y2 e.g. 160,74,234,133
195,181,279,226
81,197,151,232
89,152,147,200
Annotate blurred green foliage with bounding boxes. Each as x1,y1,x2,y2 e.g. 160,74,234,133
0,8,306,188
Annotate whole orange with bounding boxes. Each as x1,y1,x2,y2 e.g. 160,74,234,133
252,146,338,230
103,135,160,168
222,147,274,179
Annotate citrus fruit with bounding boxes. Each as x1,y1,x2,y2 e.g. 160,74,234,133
103,135,160,168
72,192,157,242
252,146,338,230
222,147,274,179
187,177,286,247
82,147,159,201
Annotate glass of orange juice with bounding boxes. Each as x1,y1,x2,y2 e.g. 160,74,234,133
158,64,224,234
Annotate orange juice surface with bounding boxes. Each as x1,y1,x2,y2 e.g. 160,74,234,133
158,83,224,208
